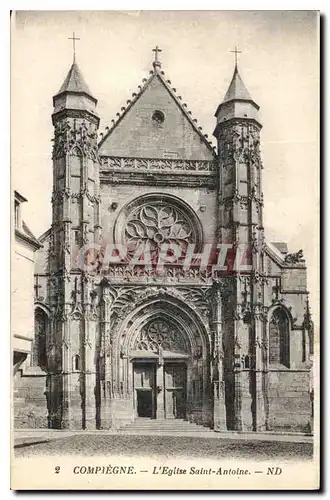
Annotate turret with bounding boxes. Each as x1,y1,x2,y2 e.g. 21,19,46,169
52,59,99,123
48,55,101,429
213,58,266,432
213,64,261,136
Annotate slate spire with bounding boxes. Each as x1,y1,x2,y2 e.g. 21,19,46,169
213,61,261,135
52,59,98,118
222,65,253,104
55,60,96,101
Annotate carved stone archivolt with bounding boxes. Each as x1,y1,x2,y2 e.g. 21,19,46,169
176,286,212,323
100,283,212,341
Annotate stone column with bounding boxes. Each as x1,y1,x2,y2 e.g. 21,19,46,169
212,283,227,430
233,328,243,431
156,361,165,419
254,311,267,431
60,286,73,429
99,291,112,429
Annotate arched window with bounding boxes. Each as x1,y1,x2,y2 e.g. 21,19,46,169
73,355,81,372
32,308,48,370
269,308,290,368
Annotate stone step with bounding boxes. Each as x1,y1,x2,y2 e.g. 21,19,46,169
118,419,212,432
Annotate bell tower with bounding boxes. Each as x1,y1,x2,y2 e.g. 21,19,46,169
48,47,101,429
213,55,266,431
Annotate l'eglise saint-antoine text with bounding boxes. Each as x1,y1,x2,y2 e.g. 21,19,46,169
72,465,275,476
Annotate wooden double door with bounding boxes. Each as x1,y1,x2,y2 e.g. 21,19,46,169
133,362,187,419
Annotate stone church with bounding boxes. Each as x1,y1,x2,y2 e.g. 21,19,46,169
14,48,314,433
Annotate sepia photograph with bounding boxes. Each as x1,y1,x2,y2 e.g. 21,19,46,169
11,10,319,490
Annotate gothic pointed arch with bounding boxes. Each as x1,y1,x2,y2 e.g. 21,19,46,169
114,293,210,355
268,306,290,368
33,306,49,370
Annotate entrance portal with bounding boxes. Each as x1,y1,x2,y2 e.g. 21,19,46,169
164,363,187,419
133,361,187,419
136,390,153,418
133,363,156,418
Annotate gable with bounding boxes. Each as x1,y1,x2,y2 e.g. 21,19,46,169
98,74,214,161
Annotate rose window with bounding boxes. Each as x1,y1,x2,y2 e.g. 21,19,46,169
135,319,188,353
124,202,197,259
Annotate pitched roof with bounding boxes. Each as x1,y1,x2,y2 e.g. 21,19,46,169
271,242,288,254
15,221,42,250
56,60,95,99
222,65,253,103
98,67,216,155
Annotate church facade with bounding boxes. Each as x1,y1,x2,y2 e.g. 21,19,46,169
15,50,314,433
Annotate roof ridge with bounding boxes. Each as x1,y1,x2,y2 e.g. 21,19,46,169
98,68,216,156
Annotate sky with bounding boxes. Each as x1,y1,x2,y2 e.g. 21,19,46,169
11,10,319,317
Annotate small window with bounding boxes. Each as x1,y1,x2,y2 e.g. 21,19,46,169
243,355,250,369
74,230,80,245
152,110,165,125
73,354,81,371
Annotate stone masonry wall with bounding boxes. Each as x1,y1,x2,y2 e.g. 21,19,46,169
267,370,311,432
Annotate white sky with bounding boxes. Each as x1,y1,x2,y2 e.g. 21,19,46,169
11,10,319,315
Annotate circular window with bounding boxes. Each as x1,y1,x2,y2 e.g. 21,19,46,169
152,110,165,125
114,194,203,261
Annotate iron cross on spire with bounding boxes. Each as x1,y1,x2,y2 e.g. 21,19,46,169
68,32,80,62
152,45,162,68
230,46,242,67
153,45,162,61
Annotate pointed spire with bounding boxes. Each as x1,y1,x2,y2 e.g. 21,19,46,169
56,60,94,99
303,296,313,330
222,65,253,104
213,56,261,134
